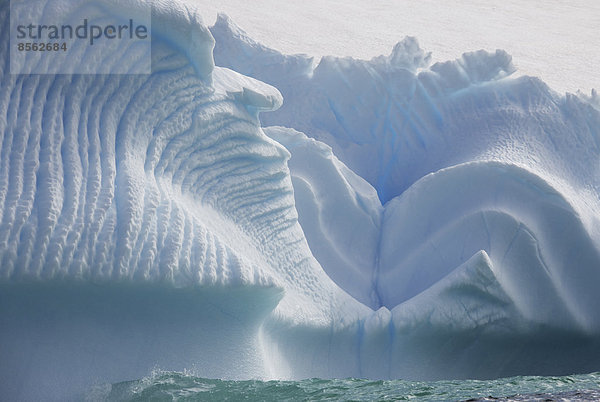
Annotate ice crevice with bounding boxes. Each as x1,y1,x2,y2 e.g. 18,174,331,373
1,1,600,399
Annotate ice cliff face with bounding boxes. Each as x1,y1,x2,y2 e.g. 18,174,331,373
1,1,600,400
214,11,600,378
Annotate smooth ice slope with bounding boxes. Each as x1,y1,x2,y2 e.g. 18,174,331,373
265,126,382,309
2,1,600,400
380,162,600,330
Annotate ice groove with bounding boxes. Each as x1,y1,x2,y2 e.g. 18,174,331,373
0,4,298,291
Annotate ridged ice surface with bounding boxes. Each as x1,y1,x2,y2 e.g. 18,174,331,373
0,0,356,312
1,1,600,400
0,2,365,398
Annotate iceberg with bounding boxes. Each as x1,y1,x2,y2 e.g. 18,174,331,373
1,1,600,400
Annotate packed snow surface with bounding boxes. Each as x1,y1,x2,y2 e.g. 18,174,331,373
1,0,600,400
188,0,600,95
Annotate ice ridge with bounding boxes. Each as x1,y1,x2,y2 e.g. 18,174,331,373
211,15,600,205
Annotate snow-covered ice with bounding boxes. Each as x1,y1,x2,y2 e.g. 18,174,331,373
0,0,599,400
189,0,600,95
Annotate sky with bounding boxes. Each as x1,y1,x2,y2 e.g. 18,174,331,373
187,0,599,95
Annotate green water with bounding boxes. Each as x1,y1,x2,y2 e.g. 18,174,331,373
87,371,600,401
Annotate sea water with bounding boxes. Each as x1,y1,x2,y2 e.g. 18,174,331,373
87,371,600,401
